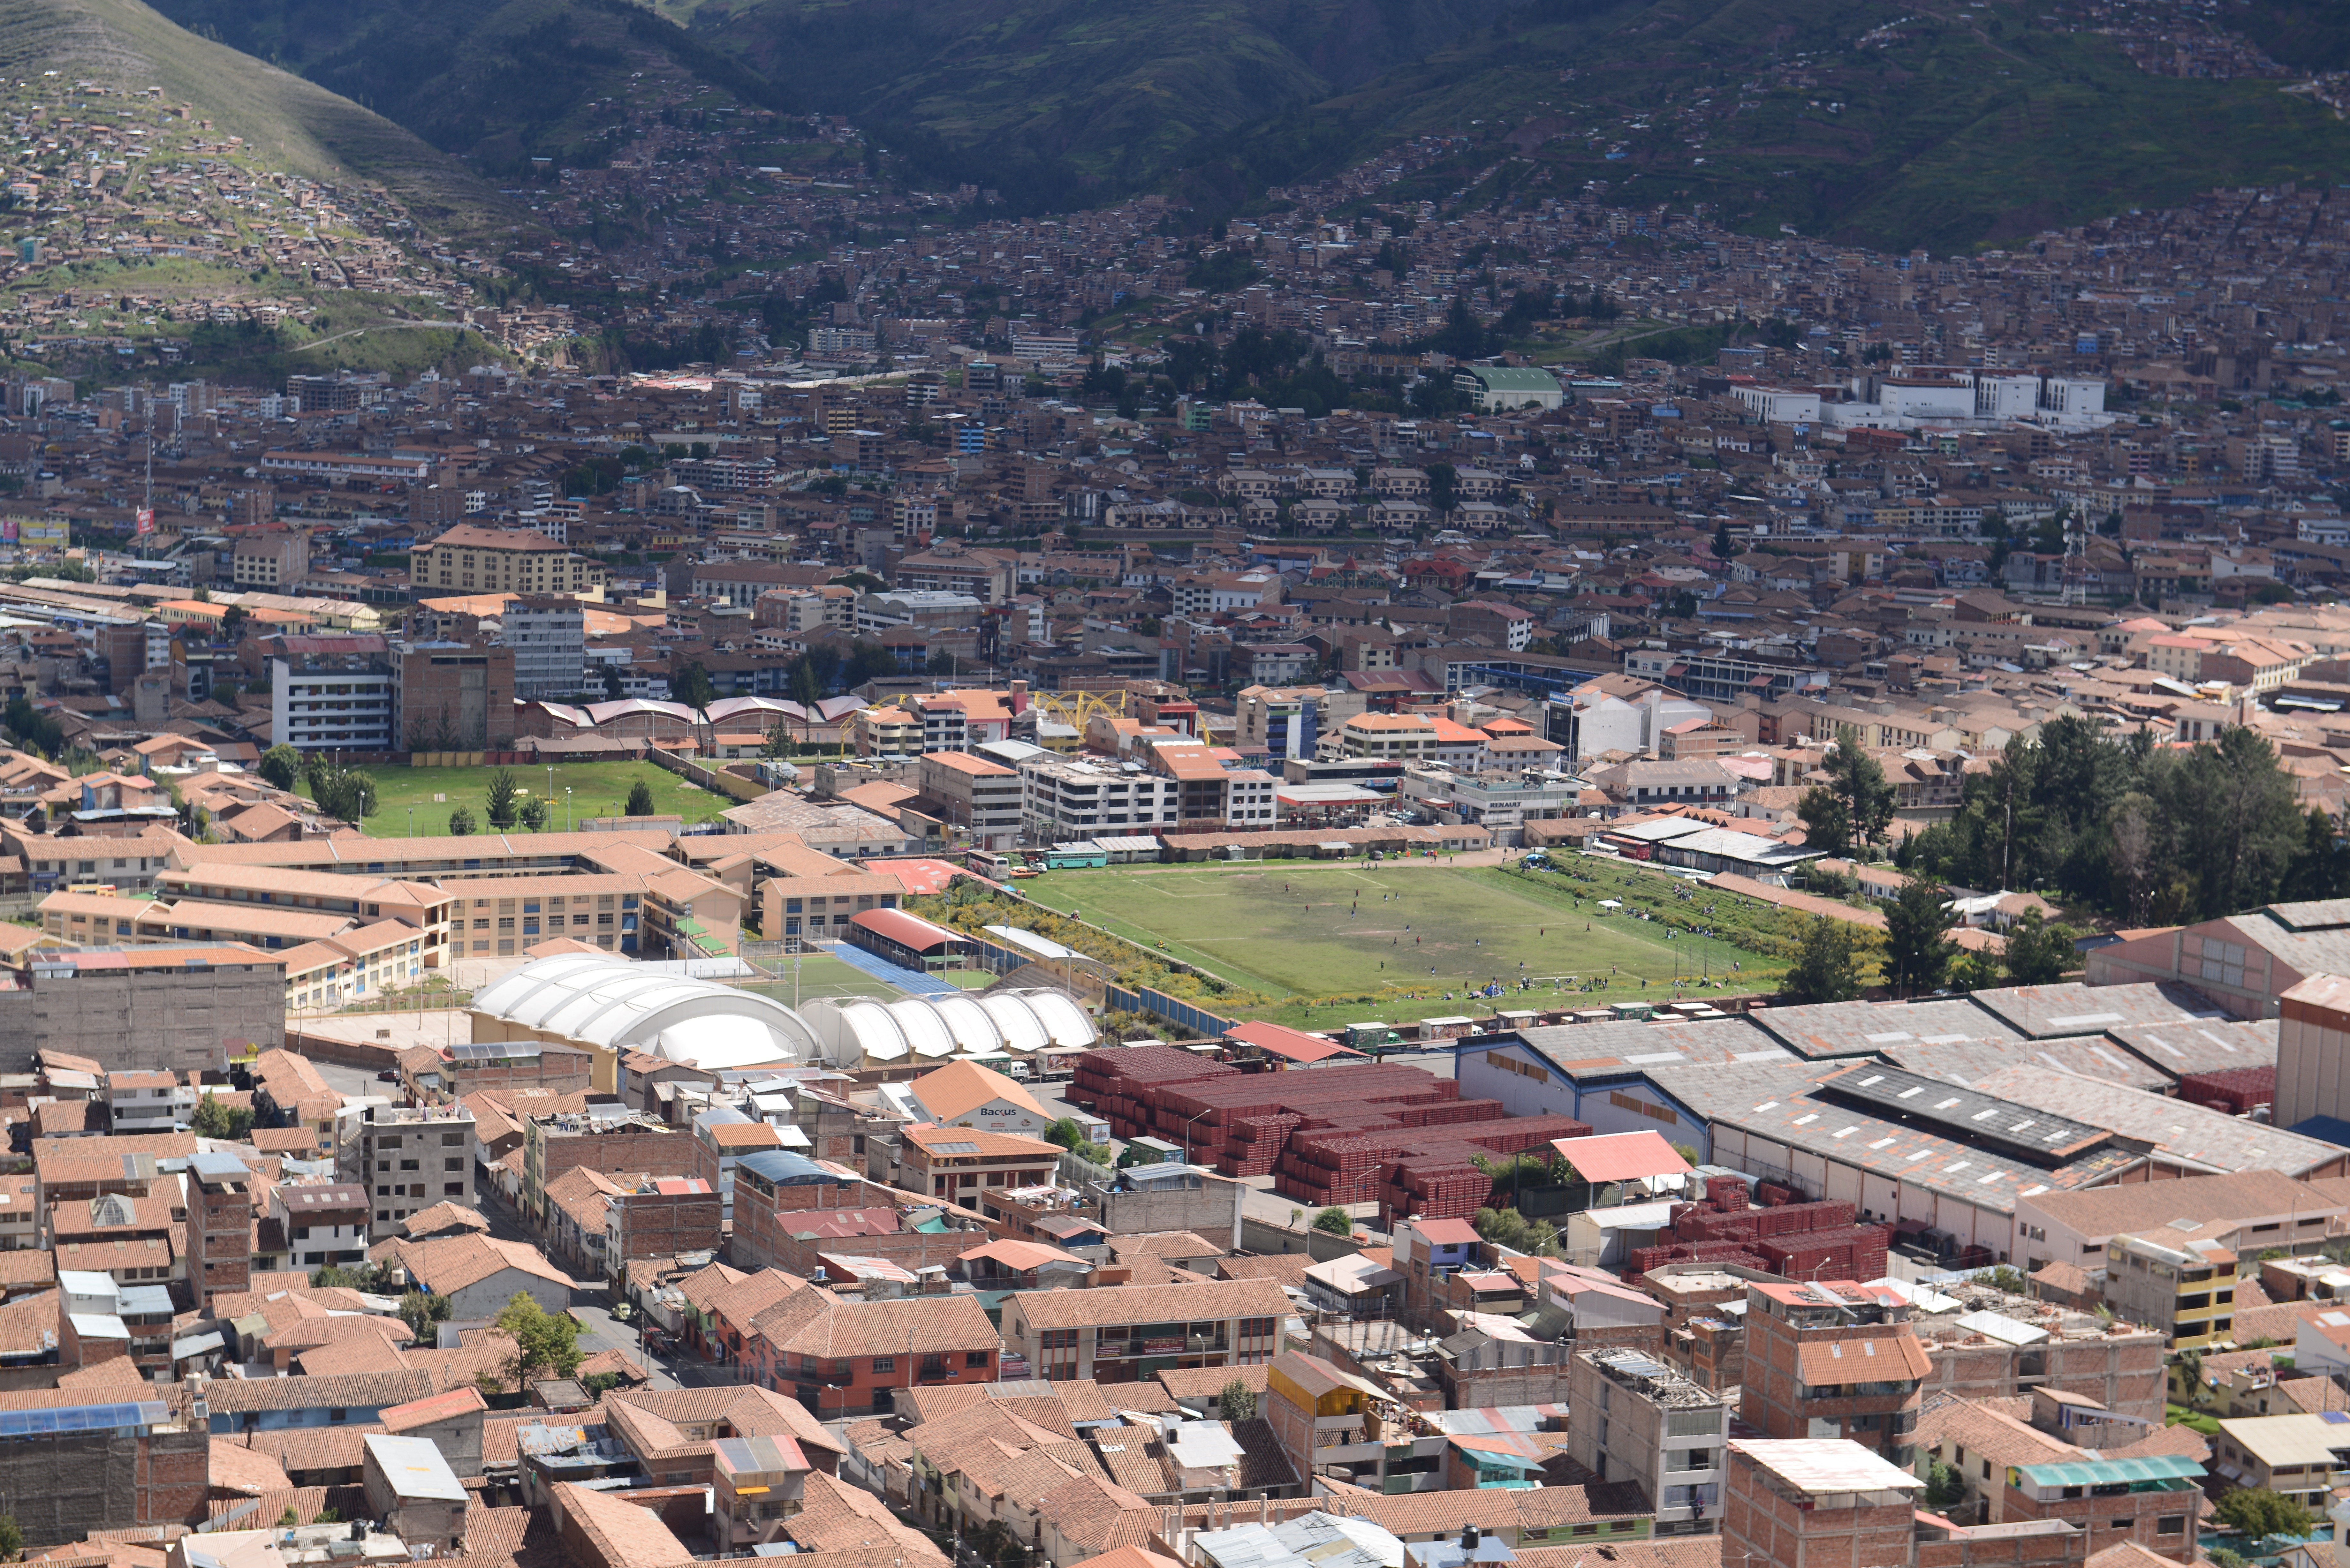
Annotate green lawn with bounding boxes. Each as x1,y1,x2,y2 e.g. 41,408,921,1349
1016,859,1787,1028
303,762,734,837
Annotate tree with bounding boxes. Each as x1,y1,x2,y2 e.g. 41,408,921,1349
2211,1487,2317,1541
399,1291,451,1344
1799,742,1897,859
2002,908,2075,986
1922,1459,1967,1510
1311,1206,1354,1236
1425,462,1458,514
1471,1205,1561,1256
625,780,657,817
762,718,794,759
484,768,520,829
258,743,302,790
448,804,478,836
189,1092,254,1141
1882,879,1957,996
495,1292,585,1388
519,797,550,832
303,756,375,825
1785,917,1864,1003
1217,1377,1258,1423
1949,948,2005,991
219,603,251,644
673,660,717,716
311,1261,397,1293
0,1513,22,1562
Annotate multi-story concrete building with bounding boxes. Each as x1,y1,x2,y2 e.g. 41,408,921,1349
103,1070,194,1135
1740,1281,1929,1470
1018,753,1181,842
270,648,395,752
2101,1234,2238,1347
501,597,587,698
998,1277,1288,1385
1262,1350,1444,1493
231,529,307,589
1323,712,1438,762
269,1180,370,1270
1570,1346,1730,1536
412,524,607,596
916,751,1022,851
343,1103,478,1238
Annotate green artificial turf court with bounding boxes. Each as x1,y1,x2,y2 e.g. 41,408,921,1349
1018,859,1788,1026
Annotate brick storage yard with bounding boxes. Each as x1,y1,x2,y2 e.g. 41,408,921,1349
1072,1044,1591,1227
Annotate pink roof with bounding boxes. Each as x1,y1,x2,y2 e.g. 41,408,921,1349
1411,1217,1482,1246
865,858,964,895
1552,1130,1691,1185
1224,1021,1365,1065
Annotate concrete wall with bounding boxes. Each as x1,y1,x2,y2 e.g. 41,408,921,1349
1239,1216,1365,1261
1096,1172,1245,1251
0,969,284,1073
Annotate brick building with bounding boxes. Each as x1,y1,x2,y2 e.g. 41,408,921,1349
521,1110,696,1225
1997,1454,2204,1561
1724,1438,1922,1568
607,1177,722,1275
395,640,518,751
998,1277,1289,1385
1740,1281,1930,1470
740,1288,999,1417
183,1151,254,1308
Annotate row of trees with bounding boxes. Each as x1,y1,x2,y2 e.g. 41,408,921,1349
1781,891,2081,1004
1800,717,2349,924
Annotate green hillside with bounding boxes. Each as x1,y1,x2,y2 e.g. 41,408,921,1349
141,0,786,175
688,0,1514,204
1204,0,2350,251
0,0,514,237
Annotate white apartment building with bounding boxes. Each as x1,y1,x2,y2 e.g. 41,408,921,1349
270,654,395,752
1020,755,1181,842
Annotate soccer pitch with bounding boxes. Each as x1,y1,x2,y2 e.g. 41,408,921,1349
303,762,733,836
1017,861,1787,1025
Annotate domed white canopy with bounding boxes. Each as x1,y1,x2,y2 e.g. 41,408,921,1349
471,953,819,1070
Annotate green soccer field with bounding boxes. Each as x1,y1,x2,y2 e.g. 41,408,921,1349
1017,860,1788,1027
302,762,735,837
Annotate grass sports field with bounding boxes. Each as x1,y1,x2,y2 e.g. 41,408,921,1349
1018,859,1790,1028
301,762,733,836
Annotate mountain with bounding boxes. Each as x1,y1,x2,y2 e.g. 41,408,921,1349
1198,0,2350,251
0,0,513,237
140,0,786,175
685,0,1519,206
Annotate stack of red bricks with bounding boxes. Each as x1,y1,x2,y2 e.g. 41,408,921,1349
2175,1065,2276,1115
1626,1184,1889,1285
1066,1045,1589,1225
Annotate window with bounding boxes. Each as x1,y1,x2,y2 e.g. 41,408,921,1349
967,1351,989,1367
872,1356,895,1374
